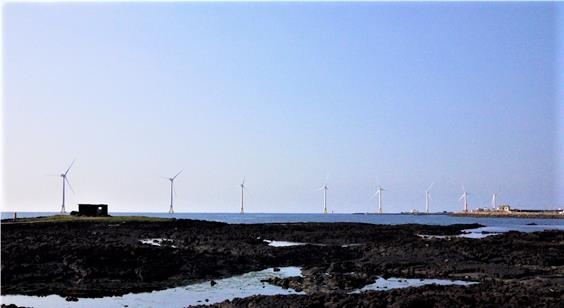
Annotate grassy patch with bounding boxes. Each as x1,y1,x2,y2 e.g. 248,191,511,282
2,215,172,224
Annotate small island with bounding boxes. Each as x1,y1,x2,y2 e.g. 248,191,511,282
451,205,564,219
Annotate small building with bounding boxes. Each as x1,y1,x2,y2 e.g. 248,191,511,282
76,204,109,216
497,204,511,212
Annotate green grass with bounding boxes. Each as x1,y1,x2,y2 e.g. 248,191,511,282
2,215,172,224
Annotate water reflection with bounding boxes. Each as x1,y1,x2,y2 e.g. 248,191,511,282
1,267,304,308
351,277,477,293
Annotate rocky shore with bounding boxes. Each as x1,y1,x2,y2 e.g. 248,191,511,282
450,211,564,219
2,216,563,306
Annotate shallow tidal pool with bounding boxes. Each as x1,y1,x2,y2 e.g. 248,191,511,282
351,277,478,293
1,267,304,308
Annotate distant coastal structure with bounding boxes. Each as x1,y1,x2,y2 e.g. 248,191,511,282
71,204,109,217
498,204,511,212
451,204,564,219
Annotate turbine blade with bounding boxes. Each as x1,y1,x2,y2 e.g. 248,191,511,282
426,182,435,191
174,186,178,197
242,177,245,185
461,184,466,192
459,194,465,201
65,177,75,194
64,159,76,176
172,170,183,180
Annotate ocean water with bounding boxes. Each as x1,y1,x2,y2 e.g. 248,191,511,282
2,211,563,233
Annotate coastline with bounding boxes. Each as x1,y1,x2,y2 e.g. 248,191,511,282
2,216,563,307
450,211,564,219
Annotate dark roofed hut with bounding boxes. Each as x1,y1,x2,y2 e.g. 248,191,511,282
73,204,109,216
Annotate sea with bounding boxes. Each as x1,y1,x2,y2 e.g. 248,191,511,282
2,212,563,233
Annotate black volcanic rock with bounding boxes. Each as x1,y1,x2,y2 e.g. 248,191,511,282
1,217,563,308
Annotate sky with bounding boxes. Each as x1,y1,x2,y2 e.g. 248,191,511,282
2,2,562,213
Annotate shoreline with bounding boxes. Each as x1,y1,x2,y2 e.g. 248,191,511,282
450,211,564,219
2,216,563,306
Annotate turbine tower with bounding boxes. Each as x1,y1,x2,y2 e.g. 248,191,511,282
459,185,469,212
372,186,387,214
491,193,497,209
319,184,328,214
425,182,434,214
240,178,246,214
164,170,182,214
52,160,75,214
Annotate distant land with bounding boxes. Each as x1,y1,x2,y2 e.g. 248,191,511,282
450,207,564,219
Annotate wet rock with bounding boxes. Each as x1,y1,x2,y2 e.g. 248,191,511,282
65,296,78,302
1,217,562,305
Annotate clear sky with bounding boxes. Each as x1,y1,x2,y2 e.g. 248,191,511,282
3,2,561,213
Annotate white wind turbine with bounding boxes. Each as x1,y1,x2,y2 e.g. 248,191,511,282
425,182,434,214
163,170,182,214
491,192,499,209
49,160,76,214
319,184,328,214
371,185,387,214
459,185,469,212
240,177,246,214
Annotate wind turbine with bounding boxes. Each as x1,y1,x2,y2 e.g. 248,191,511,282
319,184,328,214
371,185,387,214
491,193,498,210
459,185,469,212
50,160,75,214
163,170,182,214
425,182,434,214
240,178,246,214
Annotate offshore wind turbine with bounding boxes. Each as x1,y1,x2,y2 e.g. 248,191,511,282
371,185,387,214
459,185,469,212
240,178,246,214
50,160,75,214
163,170,182,214
425,182,434,214
319,184,328,214
491,193,498,209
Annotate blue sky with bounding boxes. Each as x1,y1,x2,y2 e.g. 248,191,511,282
3,2,561,213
